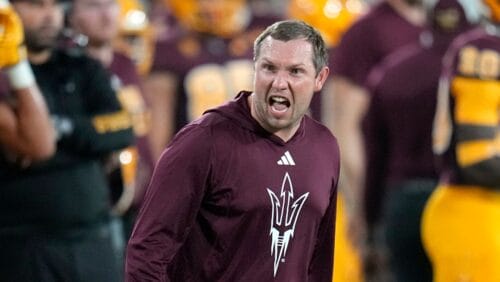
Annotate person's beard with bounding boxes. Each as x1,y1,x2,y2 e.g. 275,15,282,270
24,26,61,53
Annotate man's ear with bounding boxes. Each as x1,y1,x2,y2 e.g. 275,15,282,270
314,66,330,92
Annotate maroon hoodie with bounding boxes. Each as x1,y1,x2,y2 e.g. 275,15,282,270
125,91,340,281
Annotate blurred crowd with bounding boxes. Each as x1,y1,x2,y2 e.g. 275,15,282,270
0,0,499,281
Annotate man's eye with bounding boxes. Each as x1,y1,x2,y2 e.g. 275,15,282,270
263,64,275,72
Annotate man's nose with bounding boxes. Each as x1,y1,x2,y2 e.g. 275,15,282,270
272,72,288,90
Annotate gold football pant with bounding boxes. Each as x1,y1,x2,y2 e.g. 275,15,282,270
422,185,500,282
333,193,364,282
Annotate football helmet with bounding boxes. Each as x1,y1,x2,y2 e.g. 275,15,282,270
424,0,481,34
482,0,500,23
166,0,250,37
114,0,154,75
288,0,365,47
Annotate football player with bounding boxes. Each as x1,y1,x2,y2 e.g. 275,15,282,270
322,0,426,279
421,0,500,281
68,0,154,258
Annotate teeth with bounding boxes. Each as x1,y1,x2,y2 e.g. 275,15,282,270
272,96,287,103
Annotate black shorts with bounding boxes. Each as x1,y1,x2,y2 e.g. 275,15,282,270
0,224,122,282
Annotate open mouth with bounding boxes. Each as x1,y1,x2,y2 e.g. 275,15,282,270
269,96,291,113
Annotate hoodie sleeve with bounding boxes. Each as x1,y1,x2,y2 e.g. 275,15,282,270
125,123,213,282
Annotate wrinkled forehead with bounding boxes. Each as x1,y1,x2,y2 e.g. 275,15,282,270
257,37,315,65
257,36,313,59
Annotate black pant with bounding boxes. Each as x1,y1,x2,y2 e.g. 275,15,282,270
0,224,121,282
383,179,436,282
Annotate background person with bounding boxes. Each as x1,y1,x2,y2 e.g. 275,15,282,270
322,0,425,279
421,0,500,281
0,0,134,280
68,0,154,259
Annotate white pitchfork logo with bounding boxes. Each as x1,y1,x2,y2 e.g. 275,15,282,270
267,172,309,277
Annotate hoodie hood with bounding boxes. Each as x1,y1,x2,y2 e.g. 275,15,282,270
204,91,258,132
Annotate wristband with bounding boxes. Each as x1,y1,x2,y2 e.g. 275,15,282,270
5,59,36,90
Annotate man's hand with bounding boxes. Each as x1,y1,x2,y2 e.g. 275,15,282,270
0,0,26,68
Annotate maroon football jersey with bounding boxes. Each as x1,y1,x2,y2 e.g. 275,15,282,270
434,27,500,188
363,40,445,226
126,91,340,282
331,1,423,87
